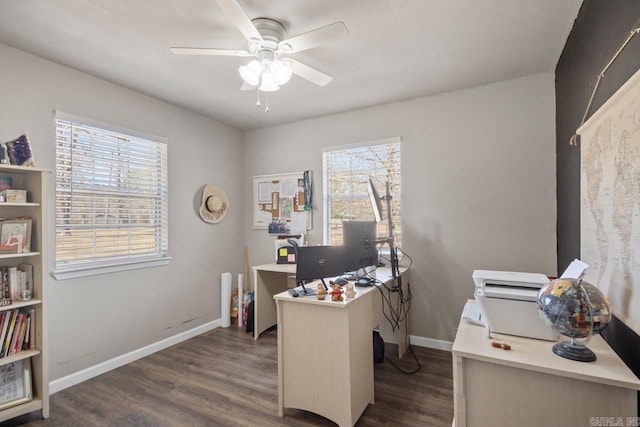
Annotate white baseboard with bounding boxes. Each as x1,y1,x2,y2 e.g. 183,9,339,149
49,319,221,394
410,335,453,352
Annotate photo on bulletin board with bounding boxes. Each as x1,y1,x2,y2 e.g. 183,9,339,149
253,171,310,233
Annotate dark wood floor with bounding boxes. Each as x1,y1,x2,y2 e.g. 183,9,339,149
4,326,453,426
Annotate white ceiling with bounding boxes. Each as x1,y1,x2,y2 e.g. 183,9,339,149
0,0,582,131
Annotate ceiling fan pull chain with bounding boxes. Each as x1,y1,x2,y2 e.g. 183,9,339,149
256,86,261,107
265,91,270,112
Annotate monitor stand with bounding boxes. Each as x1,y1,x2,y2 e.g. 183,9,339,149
297,281,318,296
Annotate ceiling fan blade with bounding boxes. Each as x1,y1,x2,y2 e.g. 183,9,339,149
279,22,348,53
290,59,333,86
171,47,252,57
215,0,263,43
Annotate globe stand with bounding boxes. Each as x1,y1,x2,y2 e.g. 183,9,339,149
552,337,596,362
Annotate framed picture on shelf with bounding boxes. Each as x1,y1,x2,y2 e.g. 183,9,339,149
0,219,32,254
0,358,32,411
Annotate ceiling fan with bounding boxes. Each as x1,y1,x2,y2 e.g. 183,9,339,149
171,0,349,108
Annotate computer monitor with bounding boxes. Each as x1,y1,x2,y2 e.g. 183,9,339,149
367,178,383,223
295,245,345,293
342,220,378,274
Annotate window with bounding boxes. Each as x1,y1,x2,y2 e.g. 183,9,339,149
53,112,169,279
322,137,401,245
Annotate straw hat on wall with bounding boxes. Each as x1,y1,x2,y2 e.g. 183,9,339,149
199,184,228,224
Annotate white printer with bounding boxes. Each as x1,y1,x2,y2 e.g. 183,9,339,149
473,270,558,341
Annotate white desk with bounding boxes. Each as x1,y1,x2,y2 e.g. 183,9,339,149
452,304,640,427
252,264,409,357
274,283,380,427
252,263,296,339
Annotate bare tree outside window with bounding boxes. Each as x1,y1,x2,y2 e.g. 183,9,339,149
323,138,401,246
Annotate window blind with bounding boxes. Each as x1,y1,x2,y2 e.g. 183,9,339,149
322,137,401,245
54,114,168,275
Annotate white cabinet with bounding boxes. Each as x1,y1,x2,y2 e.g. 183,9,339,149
452,302,640,427
0,165,49,422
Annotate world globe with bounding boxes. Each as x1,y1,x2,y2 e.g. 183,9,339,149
537,278,611,362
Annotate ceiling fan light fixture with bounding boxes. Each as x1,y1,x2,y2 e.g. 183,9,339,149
173,3,349,111
272,58,292,85
259,71,280,92
239,59,262,86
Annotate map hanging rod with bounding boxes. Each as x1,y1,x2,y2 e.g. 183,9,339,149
570,27,640,146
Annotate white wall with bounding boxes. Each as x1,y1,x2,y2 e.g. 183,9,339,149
0,44,245,382
244,73,558,342
0,38,558,385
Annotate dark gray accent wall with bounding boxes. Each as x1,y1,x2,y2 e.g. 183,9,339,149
555,0,640,410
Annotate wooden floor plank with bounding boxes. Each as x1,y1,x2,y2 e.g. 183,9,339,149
3,326,453,426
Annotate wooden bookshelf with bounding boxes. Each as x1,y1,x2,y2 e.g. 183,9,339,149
0,165,49,422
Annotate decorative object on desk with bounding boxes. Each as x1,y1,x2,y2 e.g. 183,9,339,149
491,341,511,350
4,134,36,167
199,184,228,224
537,278,611,362
330,283,343,302
0,219,31,254
317,284,327,300
344,282,355,299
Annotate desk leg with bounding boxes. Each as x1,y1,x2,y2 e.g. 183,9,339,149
276,299,284,417
452,354,466,427
254,269,289,340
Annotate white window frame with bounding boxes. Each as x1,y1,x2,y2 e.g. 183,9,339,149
322,136,402,246
52,112,170,280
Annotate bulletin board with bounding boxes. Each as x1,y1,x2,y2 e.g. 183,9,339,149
253,171,312,233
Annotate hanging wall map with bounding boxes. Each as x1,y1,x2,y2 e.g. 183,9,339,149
253,171,311,234
579,68,640,335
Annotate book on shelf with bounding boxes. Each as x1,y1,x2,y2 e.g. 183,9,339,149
7,313,23,356
0,268,7,300
14,314,27,355
0,313,8,351
0,309,32,357
22,315,30,351
1,310,18,358
7,267,18,301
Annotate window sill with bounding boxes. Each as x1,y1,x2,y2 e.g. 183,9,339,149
51,256,171,280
